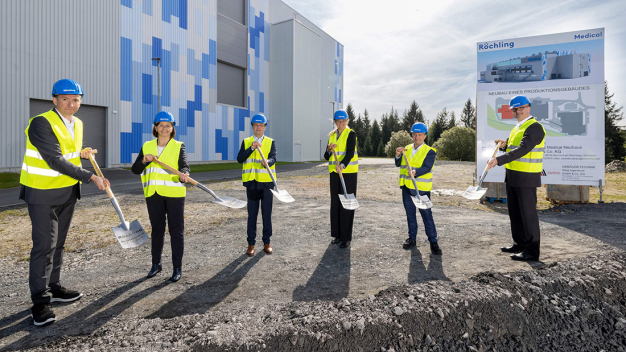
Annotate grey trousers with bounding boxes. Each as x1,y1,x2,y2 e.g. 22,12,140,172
28,192,77,304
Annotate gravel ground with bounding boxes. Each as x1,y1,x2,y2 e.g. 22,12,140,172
0,162,624,351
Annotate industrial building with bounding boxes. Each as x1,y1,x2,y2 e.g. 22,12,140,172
480,51,590,83
0,0,343,171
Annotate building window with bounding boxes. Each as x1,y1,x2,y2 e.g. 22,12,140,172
217,61,246,107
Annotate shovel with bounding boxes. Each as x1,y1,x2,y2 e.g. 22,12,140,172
150,158,247,209
462,142,504,200
331,150,359,210
87,150,149,248
401,151,433,210
256,147,295,203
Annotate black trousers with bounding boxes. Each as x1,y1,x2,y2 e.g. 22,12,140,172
506,184,541,257
329,172,357,242
146,193,185,268
28,187,78,305
246,186,273,245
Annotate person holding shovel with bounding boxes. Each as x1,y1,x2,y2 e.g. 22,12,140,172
20,79,108,326
324,109,358,249
132,111,189,282
395,122,442,255
237,114,277,256
487,95,545,261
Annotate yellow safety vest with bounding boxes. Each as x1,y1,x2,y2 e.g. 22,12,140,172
20,110,83,190
242,136,275,183
328,128,358,174
399,144,435,192
504,118,546,173
141,139,186,198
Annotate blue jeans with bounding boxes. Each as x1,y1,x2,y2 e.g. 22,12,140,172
402,187,437,243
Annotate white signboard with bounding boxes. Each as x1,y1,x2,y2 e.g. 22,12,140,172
476,28,605,186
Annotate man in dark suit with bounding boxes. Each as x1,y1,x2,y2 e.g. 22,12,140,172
236,114,277,256
20,79,107,326
488,96,546,261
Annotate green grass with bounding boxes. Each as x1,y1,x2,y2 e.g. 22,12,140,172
0,173,20,190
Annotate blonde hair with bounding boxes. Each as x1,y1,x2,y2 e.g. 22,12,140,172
328,122,351,137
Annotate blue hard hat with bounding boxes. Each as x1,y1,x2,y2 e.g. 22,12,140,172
154,111,176,126
52,79,84,97
411,122,428,134
333,110,348,120
509,96,531,109
251,114,268,125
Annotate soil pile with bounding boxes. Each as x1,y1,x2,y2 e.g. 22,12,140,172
26,253,626,352
606,160,626,173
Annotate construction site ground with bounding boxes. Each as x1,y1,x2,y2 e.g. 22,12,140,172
0,160,625,351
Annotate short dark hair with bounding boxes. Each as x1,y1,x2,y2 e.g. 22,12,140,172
153,123,176,139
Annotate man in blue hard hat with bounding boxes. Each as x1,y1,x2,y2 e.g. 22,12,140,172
237,114,277,256
395,122,442,255
487,95,546,261
20,79,108,326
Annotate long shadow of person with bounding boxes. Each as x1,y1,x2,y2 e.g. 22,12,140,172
408,248,450,284
0,309,31,338
148,253,262,319
1,277,163,351
292,243,351,302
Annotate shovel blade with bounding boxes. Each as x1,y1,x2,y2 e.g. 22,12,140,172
214,195,247,209
271,189,295,203
338,194,360,210
411,195,433,210
112,220,150,249
462,185,488,200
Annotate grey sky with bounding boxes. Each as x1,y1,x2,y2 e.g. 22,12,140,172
283,0,626,126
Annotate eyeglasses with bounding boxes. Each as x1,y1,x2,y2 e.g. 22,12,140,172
511,106,529,112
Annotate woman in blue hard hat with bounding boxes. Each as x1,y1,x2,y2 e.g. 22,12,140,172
395,122,442,255
131,111,190,282
236,114,277,256
324,109,358,248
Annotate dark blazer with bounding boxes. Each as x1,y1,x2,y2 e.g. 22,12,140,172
496,118,546,188
19,108,94,205
236,138,277,190
131,140,190,177
323,130,357,168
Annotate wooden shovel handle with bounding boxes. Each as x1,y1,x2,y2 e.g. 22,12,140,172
149,157,198,186
401,151,418,182
485,141,505,171
255,146,272,173
86,150,115,199
331,150,344,178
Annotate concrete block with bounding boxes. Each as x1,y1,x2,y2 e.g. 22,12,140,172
482,182,507,199
546,184,589,202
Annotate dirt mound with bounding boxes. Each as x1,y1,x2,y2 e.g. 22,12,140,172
606,160,626,173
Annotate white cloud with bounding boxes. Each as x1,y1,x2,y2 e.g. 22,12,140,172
283,0,626,126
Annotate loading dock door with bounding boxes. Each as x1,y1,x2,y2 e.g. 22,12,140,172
29,99,106,169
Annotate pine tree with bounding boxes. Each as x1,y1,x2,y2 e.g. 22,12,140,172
429,108,448,145
346,103,356,128
448,111,457,129
389,107,402,132
460,98,476,129
380,113,392,145
368,120,382,157
377,140,385,157
605,82,626,163
402,101,424,131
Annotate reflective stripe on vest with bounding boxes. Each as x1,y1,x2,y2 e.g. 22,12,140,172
19,110,83,190
399,143,436,192
141,139,186,198
504,118,546,173
242,136,275,183
328,128,359,174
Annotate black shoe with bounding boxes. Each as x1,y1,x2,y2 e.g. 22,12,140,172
501,244,525,253
402,238,416,250
31,303,55,326
50,287,82,303
147,263,162,278
510,252,539,261
170,267,182,282
430,242,442,255
331,237,341,244
339,241,350,248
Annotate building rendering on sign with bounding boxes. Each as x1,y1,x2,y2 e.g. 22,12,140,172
480,51,590,83
0,0,343,170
